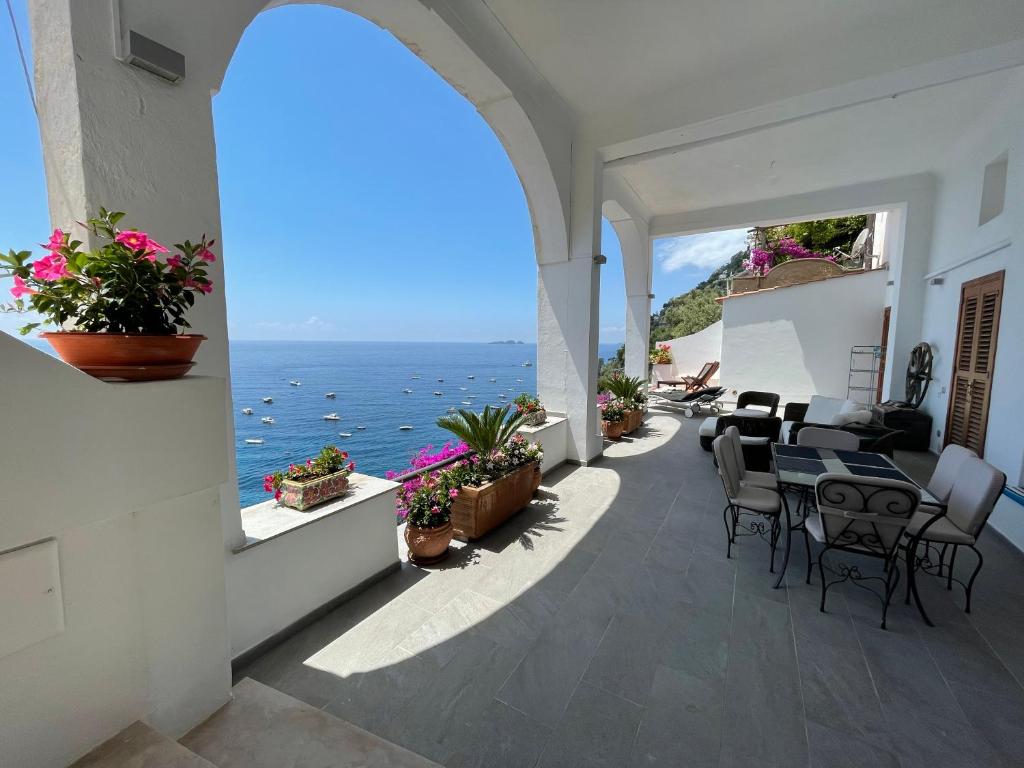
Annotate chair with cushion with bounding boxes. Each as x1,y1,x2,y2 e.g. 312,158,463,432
925,443,977,504
808,474,922,629
709,414,782,471
733,390,780,418
713,434,784,570
782,395,874,445
796,426,860,452
722,425,776,490
904,455,1005,615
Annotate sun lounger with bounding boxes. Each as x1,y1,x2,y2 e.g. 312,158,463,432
651,385,726,417
653,361,720,392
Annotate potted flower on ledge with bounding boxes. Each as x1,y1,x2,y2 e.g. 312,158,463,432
393,464,462,565
0,208,214,381
513,392,547,426
436,405,543,541
650,343,673,383
600,398,628,441
264,445,355,512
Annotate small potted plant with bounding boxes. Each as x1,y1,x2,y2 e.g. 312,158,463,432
599,373,647,434
513,392,547,426
650,343,674,383
394,466,462,565
264,445,356,511
0,208,214,381
600,399,628,440
436,405,543,541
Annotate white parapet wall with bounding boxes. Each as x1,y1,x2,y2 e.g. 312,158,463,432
226,474,401,661
660,321,723,382
516,413,569,473
719,269,889,407
0,335,232,768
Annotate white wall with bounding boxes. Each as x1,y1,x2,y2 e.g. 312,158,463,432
662,321,723,383
720,270,888,407
918,68,1024,546
0,337,232,768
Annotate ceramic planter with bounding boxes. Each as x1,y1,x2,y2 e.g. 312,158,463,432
40,332,206,381
278,471,350,511
652,363,674,383
450,461,541,541
623,409,643,434
405,520,454,565
602,419,625,440
521,407,547,427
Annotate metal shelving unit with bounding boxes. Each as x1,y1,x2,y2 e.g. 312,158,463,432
847,345,882,404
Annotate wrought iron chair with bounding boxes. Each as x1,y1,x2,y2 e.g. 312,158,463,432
807,474,922,629
903,455,1005,616
713,434,784,570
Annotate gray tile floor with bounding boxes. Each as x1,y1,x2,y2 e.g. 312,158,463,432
236,410,1024,767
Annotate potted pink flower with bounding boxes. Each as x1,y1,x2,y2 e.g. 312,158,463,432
0,208,214,381
264,445,355,511
650,343,673,383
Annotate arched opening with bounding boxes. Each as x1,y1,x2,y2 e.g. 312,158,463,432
215,4,546,506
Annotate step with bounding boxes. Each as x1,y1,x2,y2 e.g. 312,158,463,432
71,721,216,768
180,677,441,768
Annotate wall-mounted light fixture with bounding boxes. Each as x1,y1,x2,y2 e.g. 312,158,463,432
929,277,945,286
648,293,655,299
593,255,607,265
124,31,185,83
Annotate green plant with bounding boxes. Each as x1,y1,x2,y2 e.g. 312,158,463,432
599,373,645,403
0,208,214,335
600,399,627,423
650,343,673,365
513,392,543,415
264,445,354,501
437,405,526,459
393,466,462,527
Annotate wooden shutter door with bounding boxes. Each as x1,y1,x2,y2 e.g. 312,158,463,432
945,271,1004,456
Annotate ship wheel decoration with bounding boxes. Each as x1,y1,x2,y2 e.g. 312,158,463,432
904,342,933,409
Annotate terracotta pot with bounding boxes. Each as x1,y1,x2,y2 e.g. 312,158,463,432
405,520,453,565
602,419,625,440
450,461,541,541
41,332,206,382
278,471,350,512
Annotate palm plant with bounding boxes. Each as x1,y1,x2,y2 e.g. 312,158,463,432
599,373,645,402
436,405,526,458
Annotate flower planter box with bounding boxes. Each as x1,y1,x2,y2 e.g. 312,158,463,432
450,461,541,541
602,420,625,440
279,471,350,512
623,409,644,434
521,407,547,427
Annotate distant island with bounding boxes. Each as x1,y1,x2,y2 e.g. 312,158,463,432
488,340,525,344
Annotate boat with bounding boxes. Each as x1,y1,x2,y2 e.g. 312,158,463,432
356,425,366,431
262,397,273,403
261,417,275,424
244,438,264,445
459,386,468,391
289,380,301,386
241,407,254,415
516,378,523,383
410,375,422,379
338,432,352,438
399,425,414,431
489,378,497,382
447,407,457,413
325,392,336,399
402,388,414,394
467,375,475,379
437,378,444,382
462,401,472,405
433,391,444,396
323,413,340,421
521,361,533,367
498,394,507,399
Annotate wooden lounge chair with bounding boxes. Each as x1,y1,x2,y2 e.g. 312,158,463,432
655,361,719,392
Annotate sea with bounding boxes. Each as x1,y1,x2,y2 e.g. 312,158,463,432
229,341,620,507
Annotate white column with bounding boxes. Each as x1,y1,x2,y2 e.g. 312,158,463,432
537,143,603,463
625,292,652,381
610,216,652,382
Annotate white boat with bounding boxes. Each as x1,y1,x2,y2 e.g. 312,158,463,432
399,425,414,431
516,378,523,383
262,397,273,403
522,361,533,367
325,392,336,399
338,432,352,438
241,407,254,415
289,380,301,386
356,425,366,430
410,375,422,379
489,378,497,382
467,375,475,379
402,388,414,394
462,401,472,405
433,391,444,396
437,378,444,382
261,417,275,424
244,438,264,445
323,413,340,421
459,386,468,391
499,394,507,399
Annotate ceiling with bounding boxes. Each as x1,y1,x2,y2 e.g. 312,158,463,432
611,68,1015,216
482,0,1024,121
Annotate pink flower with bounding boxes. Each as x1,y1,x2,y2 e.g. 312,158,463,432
274,489,282,501
115,230,150,251
32,254,69,282
448,488,459,499
10,275,36,299
42,228,65,252
346,461,355,472
198,247,216,262
197,280,213,295
166,255,183,269
431,506,441,514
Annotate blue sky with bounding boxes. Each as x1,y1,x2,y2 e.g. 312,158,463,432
0,3,745,344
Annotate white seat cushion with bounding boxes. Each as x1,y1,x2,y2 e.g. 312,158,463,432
804,396,847,424
734,485,780,514
906,511,975,545
699,417,718,437
742,470,777,490
739,435,769,446
733,408,770,418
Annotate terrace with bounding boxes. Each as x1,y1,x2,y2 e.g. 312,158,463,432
184,410,1023,767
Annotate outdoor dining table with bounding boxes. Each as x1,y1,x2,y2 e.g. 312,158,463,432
770,442,943,622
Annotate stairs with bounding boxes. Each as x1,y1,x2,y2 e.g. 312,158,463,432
71,678,441,768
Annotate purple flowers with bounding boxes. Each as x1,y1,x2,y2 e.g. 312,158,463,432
742,237,835,276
